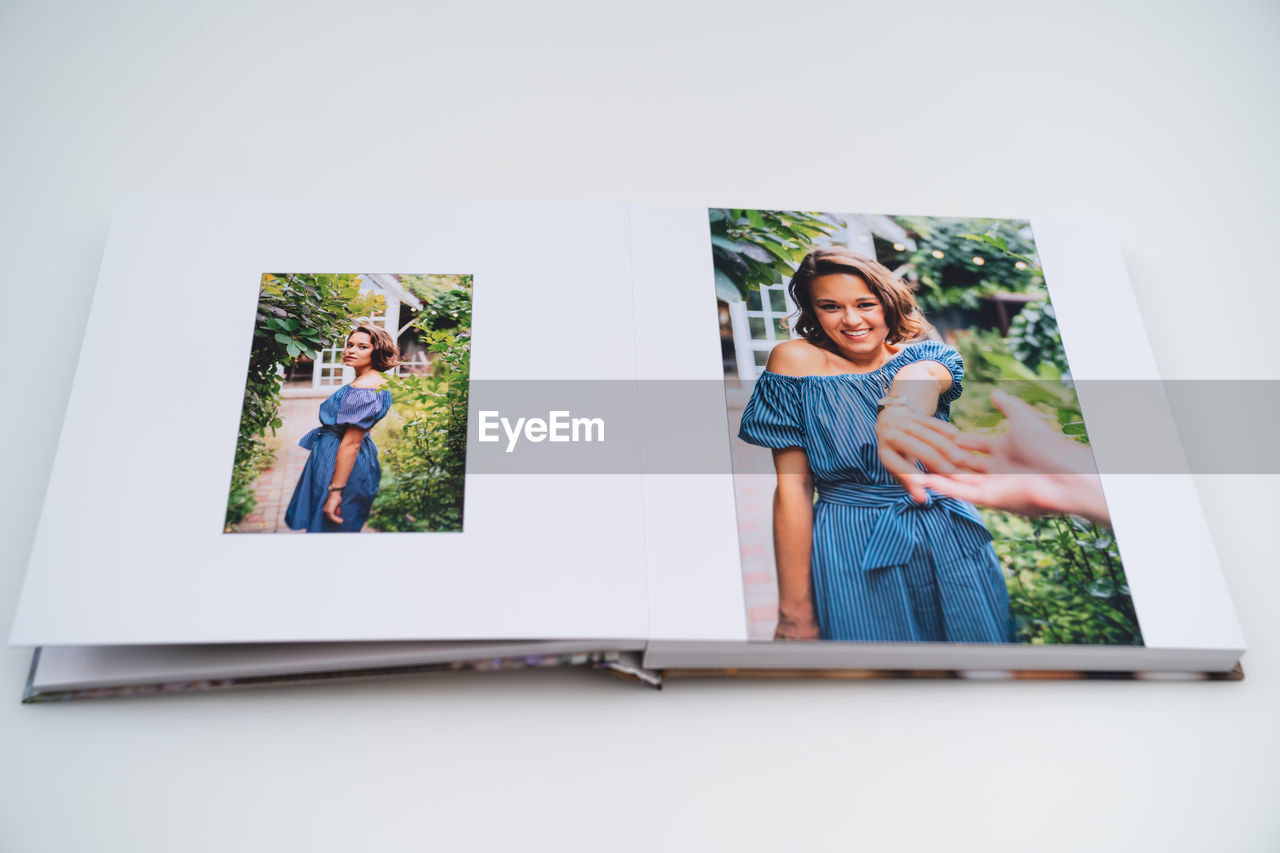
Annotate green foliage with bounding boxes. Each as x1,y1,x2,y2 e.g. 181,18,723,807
225,443,275,527
367,319,471,533
257,274,385,362
956,230,1042,272
225,273,384,530
893,218,1042,315
985,510,1141,645
951,328,1087,440
950,329,1139,645
400,274,474,331
708,209,842,303
1006,300,1069,375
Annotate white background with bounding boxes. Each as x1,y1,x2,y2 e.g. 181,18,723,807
2,1,1278,850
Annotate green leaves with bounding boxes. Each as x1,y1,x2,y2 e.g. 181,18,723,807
989,509,1142,646
1008,301,1068,376
714,269,741,303
226,272,399,529
400,275,473,333
366,321,471,534
959,231,1041,273
708,209,842,303
952,328,1088,444
898,218,1042,316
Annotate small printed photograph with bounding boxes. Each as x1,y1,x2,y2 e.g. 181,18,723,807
225,273,472,534
712,209,1142,647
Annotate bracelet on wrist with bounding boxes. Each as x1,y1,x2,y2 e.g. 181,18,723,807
875,395,924,416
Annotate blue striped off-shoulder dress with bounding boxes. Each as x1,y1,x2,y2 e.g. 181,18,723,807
739,340,1012,643
284,384,394,533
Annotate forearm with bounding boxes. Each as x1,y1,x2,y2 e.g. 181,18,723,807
769,447,818,639
773,484,815,613
330,430,365,488
884,362,948,415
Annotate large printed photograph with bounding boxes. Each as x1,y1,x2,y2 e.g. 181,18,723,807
224,273,472,535
713,210,1142,646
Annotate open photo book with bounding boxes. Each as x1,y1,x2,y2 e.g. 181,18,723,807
11,200,1245,700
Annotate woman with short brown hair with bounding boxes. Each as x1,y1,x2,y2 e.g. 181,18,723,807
285,326,399,532
739,247,1010,643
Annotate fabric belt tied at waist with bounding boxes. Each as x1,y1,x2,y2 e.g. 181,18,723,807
816,482,988,572
299,424,347,451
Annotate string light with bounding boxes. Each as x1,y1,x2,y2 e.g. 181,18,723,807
893,242,905,251
1015,261,1028,270
972,256,985,266
931,250,944,259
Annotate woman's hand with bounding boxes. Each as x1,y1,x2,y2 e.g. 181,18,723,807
324,423,368,527
874,361,979,503
774,605,821,641
876,402,980,503
323,490,344,525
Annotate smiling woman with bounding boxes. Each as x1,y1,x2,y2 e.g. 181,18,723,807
739,246,1011,643
284,325,399,533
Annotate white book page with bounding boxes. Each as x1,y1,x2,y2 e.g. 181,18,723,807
630,207,747,642
11,200,649,645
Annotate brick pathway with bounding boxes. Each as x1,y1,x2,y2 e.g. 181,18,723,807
234,395,322,534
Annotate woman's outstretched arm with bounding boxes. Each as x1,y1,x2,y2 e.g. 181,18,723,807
323,425,369,524
875,361,978,503
772,446,819,640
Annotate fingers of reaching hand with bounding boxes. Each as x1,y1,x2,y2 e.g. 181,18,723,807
920,472,988,504
990,389,1028,418
878,447,931,503
992,389,1056,437
913,420,992,471
953,432,994,455
892,432,960,474
889,418,985,474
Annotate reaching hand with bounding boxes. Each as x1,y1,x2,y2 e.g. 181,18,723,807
875,403,985,504
920,390,1111,526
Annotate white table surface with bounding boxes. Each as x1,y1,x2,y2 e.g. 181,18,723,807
3,2,1278,850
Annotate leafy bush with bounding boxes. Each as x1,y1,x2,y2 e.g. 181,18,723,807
893,218,1042,315
225,273,383,530
367,282,472,533
983,509,1140,645
1007,300,1069,375
399,275,473,331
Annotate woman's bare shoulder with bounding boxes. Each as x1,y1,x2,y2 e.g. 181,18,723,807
350,373,390,390
766,339,828,377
